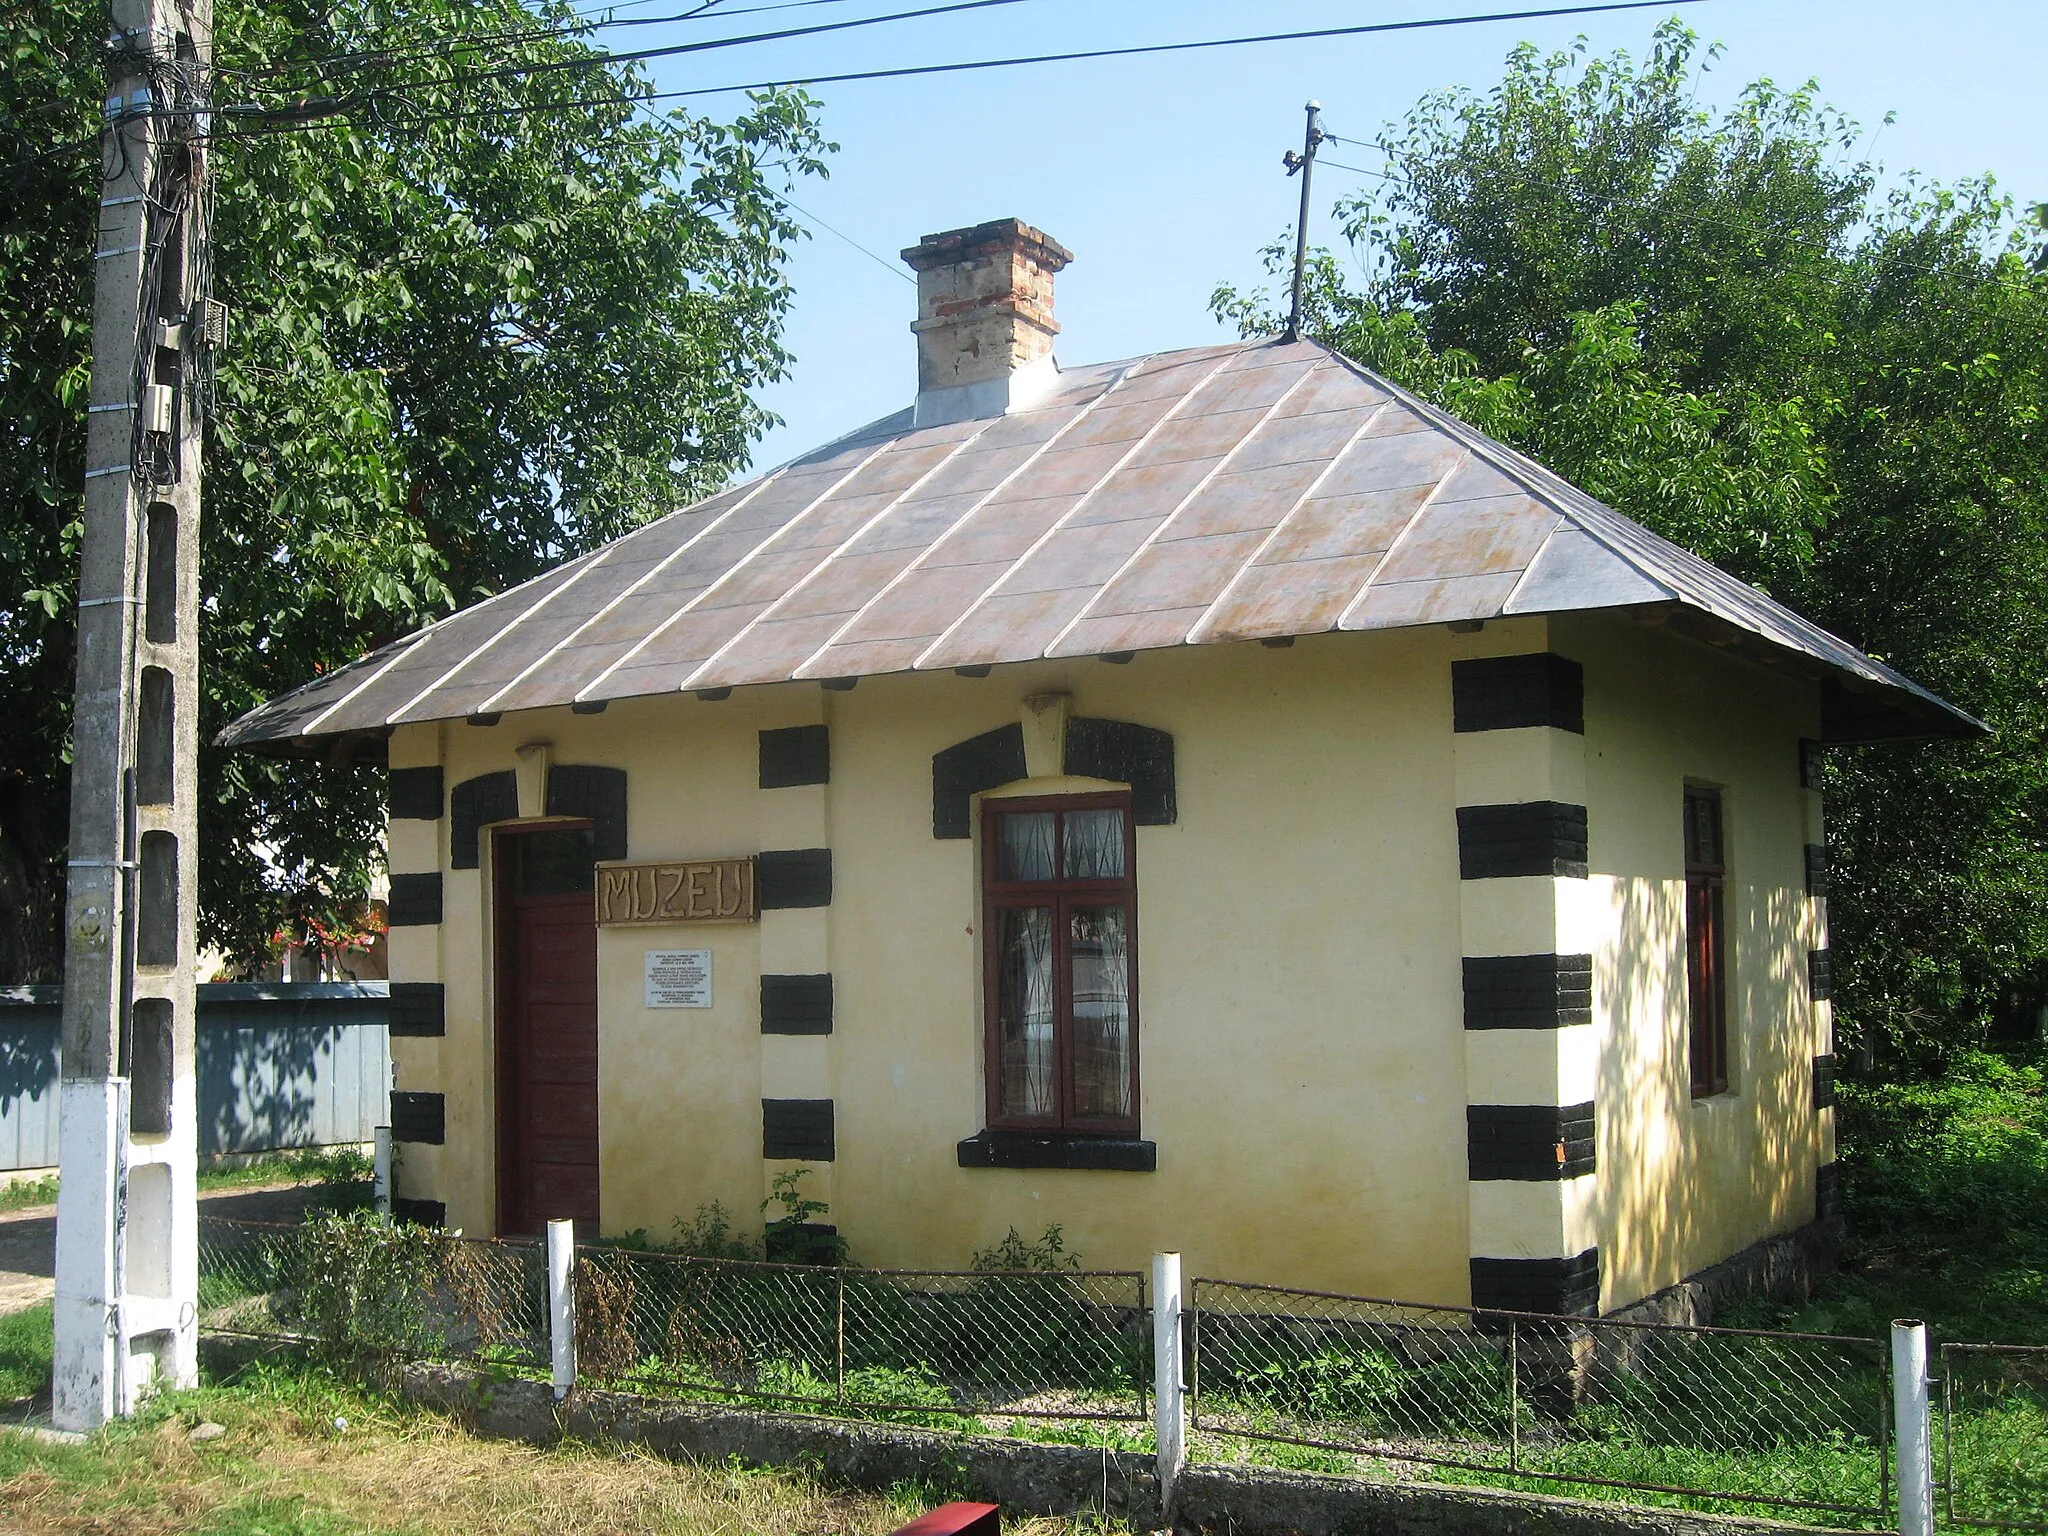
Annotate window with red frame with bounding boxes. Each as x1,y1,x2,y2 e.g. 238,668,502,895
982,793,1138,1136
1684,786,1729,1097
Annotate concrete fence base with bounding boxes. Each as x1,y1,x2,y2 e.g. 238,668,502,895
366,1357,1860,1536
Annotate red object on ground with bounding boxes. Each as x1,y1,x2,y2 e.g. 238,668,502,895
886,1502,1000,1536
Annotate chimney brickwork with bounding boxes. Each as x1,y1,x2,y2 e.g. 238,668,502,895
902,218,1073,394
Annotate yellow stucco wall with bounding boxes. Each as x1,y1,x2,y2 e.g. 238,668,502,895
386,611,1828,1309
1562,614,1826,1308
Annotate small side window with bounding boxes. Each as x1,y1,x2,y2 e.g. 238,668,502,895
1684,787,1728,1097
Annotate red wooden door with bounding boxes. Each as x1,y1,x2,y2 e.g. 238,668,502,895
495,826,599,1235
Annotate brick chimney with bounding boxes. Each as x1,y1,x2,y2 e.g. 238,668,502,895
901,218,1073,426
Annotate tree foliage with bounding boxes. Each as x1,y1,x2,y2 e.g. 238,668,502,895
1216,23,2048,1062
2,0,828,975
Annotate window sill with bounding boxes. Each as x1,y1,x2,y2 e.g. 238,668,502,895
956,1131,1156,1172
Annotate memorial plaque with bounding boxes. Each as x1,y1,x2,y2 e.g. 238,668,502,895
645,949,713,1008
597,857,756,925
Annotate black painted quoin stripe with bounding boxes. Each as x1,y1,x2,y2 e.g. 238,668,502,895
388,765,444,821
1451,653,1585,734
387,981,446,1038
1467,1103,1597,1181
1805,843,1829,898
385,873,443,927
761,973,833,1035
1457,802,1589,880
763,1098,834,1161
1462,954,1593,1030
759,725,831,789
1808,948,1833,1001
758,849,832,909
390,1090,445,1145
392,1197,446,1228
1470,1249,1600,1317
1813,1054,1838,1110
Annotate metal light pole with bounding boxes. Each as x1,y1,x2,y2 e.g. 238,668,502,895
53,0,210,1430
1284,100,1325,342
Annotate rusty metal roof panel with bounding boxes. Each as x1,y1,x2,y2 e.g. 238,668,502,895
219,334,1981,753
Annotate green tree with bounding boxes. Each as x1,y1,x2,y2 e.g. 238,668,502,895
2,0,829,975
1216,22,2048,1062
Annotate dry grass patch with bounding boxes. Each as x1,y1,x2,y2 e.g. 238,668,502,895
0,1365,1126,1536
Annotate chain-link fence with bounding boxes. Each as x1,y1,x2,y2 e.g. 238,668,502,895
198,1214,547,1371
1190,1278,1893,1523
1943,1344,2048,1530
572,1245,1149,1428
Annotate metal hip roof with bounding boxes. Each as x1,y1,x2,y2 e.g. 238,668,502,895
220,336,1979,755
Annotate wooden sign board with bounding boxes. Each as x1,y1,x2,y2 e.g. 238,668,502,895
597,858,755,925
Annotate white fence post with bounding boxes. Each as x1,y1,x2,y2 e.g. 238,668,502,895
371,1127,392,1216
548,1218,576,1400
1152,1251,1186,1515
1892,1318,1934,1536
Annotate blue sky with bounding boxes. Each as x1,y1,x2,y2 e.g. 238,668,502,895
631,1,2048,472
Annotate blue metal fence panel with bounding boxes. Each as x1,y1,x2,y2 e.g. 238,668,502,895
0,982,391,1167
0,987,61,1171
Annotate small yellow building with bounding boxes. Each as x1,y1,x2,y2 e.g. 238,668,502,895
225,218,1975,1318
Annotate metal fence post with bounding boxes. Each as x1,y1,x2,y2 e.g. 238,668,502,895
372,1126,392,1216
1153,1252,1186,1514
1892,1319,1933,1536
835,1266,846,1407
548,1219,576,1401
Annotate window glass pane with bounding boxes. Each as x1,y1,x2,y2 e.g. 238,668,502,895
1069,904,1132,1121
995,906,1055,1118
1062,808,1126,880
516,828,595,896
996,811,1055,882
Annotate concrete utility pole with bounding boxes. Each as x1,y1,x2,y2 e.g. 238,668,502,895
54,0,211,1430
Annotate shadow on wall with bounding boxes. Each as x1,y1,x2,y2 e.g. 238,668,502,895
1600,874,1815,1305
0,985,391,1167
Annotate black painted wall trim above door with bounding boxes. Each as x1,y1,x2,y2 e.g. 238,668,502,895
450,771,518,868
1457,802,1590,879
1451,653,1584,734
1462,954,1593,1029
546,764,628,862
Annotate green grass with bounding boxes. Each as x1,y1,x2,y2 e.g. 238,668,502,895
0,1303,51,1404
196,1148,374,1200
0,1177,59,1215
0,1358,1123,1534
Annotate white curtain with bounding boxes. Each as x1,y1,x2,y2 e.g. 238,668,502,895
997,906,1055,1116
1070,904,1131,1120
1062,808,1126,880
997,811,1055,882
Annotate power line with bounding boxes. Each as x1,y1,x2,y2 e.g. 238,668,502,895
774,190,917,283
218,0,1709,134
225,0,1041,91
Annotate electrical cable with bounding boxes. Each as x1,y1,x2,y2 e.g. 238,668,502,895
223,0,1042,89
213,0,1709,136
228,0,881,85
